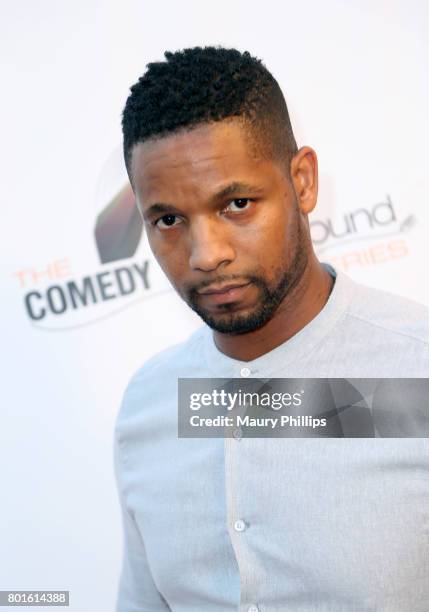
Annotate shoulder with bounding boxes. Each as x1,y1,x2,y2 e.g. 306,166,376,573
340,272,429,347
115,325,207,426
127,324,207,384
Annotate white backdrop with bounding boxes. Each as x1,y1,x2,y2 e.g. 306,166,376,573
2,1,428,610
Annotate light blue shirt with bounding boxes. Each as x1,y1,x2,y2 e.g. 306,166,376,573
114,265,429,611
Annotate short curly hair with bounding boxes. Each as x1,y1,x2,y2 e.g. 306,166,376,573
122,46,298,176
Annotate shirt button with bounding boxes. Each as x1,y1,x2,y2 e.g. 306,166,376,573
248,606,259,612
240,367,251,377
232,427,242,440
234,519,247,532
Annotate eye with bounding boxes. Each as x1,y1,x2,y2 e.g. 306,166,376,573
155,214,182,230
224,198,253,213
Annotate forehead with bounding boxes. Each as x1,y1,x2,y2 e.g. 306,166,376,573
130,120,283,205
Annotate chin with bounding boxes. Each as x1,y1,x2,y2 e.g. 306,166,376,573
202,309,271,335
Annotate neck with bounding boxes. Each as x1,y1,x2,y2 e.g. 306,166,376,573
212,257,334,362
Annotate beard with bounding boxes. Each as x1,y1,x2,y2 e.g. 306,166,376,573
180,207,309,335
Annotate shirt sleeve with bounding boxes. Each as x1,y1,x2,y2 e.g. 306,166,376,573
114,433,171,612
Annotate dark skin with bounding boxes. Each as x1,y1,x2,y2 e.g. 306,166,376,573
130,119,333,362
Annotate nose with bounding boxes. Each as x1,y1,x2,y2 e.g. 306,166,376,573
188,217,235,272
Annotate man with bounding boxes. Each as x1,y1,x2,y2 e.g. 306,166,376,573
114,47,429,611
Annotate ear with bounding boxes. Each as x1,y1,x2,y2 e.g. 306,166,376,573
290,146,318,215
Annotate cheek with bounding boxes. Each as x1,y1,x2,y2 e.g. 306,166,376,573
253,210,299,274
148,232,188,277
253,208,293,249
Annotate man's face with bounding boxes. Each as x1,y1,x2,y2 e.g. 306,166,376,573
130,119,311,334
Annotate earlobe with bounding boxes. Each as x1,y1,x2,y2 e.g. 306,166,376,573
290,146,318,215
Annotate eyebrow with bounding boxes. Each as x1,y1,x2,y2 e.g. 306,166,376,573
142,202,179,221
142,181,264,221
214,181,263,199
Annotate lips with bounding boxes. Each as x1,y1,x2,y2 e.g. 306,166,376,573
198,282,250,295
197,282,253,307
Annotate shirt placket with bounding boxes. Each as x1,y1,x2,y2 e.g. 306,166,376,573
224,368,265,612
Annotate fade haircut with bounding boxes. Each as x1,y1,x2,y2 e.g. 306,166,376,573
122,46,298,178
